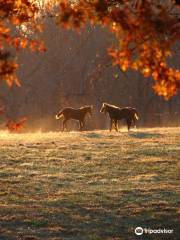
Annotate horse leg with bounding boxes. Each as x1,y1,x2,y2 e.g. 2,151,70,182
126,119,131,131
82,120,85,130
62,120,65,132
132,118,136,128
114,119,118,132
79,120,83,131
62,119,68,131
109,119,113,132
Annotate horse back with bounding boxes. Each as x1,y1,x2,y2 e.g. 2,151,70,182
62,107,84,120
109,107,135,120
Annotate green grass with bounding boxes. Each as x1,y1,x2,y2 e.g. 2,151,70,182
0,128,180,240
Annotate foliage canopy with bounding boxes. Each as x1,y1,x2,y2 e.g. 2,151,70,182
0,0,180,99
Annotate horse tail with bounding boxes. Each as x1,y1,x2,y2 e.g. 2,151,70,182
55,110,64,120
134,111,139,120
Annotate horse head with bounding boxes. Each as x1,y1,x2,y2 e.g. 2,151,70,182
100,103,107,113
87,105,93,117
55,110,63,120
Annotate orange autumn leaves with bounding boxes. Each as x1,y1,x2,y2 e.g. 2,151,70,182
0,105,27,132
0,0,45,87
0,0,180,99
6,117,27,132
57,0,180,99
0,106,27,132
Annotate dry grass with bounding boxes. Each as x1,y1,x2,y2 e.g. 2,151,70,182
0,128,180,240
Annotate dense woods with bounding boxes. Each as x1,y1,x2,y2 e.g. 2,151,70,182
1,20,180,131
0,0,180,130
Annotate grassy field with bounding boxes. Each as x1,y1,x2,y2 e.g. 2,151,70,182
0,128,180,240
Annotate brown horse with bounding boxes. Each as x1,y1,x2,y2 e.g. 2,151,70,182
100,103,139,131
56,105,93,131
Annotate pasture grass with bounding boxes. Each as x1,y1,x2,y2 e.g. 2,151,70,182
0,128,180,240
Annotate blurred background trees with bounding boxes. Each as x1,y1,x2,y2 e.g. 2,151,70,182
0,17,179,131
0,0,180,131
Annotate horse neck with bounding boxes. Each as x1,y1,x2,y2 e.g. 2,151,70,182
106,106,113,114
106,106,118,117
81,107,89,115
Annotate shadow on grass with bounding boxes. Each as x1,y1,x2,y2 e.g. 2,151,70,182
0,189,179,240
129,132,162,139
85,133,102,139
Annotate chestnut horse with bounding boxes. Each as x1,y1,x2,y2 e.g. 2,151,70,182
100,103,139,131
56,105,93,131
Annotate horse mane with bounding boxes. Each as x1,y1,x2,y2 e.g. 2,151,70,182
103,102,120,109
80,105,92,110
